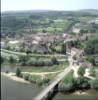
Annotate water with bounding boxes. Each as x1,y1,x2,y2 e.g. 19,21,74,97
1,75,42,100
1,64,98,100
1,64,42,100
53,90,98,100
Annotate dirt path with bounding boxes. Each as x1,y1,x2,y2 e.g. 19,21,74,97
1,70,62,84
22,71,62,75
84,68,95,80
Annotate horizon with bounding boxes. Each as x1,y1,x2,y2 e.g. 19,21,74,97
1,8,98,13
1,0,98,12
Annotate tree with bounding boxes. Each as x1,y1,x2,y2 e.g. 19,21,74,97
58,82,73,92
8,56,16,63
86,57,96,66
76,77,90,89
18,55,29,65
51,56,59,64
80,29,88,34
69,32,76,35
84,38,98,55
1,56,5,64
58,72,76,92
26,49,32,55
42,29,47,33
16,68,21,77
78,67,85,76
61,43,66,54
58,77,75,92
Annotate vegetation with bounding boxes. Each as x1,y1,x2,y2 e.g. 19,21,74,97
84,38,98,55
76,77,90,90
18,56,55,66
84,36,98,66
58,75,90,93
16,68,22,77
22,73,57,86
8,56,16,63
86,56,96,66
89,68,96,77
1,56,5,64
78,67,85,76
51,56,59,65
91,78,98,90
58,71,76,92
20,61,68,73
61,43,66,54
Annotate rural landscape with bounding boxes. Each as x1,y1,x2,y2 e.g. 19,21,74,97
1,1,98,100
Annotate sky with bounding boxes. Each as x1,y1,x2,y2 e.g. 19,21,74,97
1,0,98,12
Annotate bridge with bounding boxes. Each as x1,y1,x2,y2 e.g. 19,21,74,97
33,52,75,100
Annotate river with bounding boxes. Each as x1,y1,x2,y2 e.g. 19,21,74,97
1,64,98,100
1,64,43,100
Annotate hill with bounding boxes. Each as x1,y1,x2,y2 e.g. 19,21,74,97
1,9,98,38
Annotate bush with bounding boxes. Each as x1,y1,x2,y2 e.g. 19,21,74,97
16,68,21,77
36,79,44,86
23,74,29,80
51,57,59,65
28,75,36,83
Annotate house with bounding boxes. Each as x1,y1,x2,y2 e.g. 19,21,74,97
72,28,80,33
71,48,84,63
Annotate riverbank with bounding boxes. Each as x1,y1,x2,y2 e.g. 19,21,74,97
1,72,30,84
72,91,88,95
